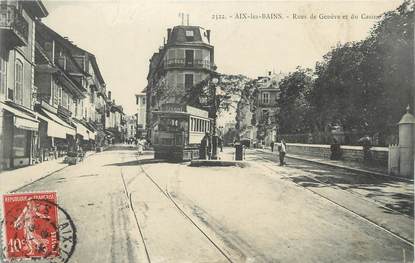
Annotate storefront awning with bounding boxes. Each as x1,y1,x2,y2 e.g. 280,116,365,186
88,131,96,140
37,114,68,139
72,120,89,138
38,109,75,137
72,119,95,140
1,102,39,131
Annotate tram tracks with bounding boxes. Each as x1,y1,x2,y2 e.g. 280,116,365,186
256,155,414,248
120,154,234,263
256,152,414,220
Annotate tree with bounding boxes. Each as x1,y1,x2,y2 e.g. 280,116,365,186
277,67,314,134
309,0,414,140
183,73,250,119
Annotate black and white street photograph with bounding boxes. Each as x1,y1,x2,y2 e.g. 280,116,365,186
0,0,414,262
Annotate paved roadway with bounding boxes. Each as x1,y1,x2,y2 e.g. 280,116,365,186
5,145,413,263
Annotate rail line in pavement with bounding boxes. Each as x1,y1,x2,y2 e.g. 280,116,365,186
253,151,414,220
120,153,234,263
255,155,414,248
120,167,152,263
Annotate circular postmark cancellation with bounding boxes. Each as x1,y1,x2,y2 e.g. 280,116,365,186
1,192,76,263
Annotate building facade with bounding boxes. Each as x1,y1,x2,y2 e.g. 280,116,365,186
105,91,125,143
125,114,136,142
135,92,146,137
146,25,216,139
0,0,48,169
0,2,119,171
253,72,283,146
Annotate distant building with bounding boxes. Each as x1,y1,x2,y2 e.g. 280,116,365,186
254,72,284,146
135,92,146,137
105,91,125,143
145,24,216,138
125,115,136,141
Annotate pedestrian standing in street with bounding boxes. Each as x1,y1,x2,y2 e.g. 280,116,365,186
219,136,223,152
271,140,275,152
200,132,212,160
137,137,145,156
359,135,372,162
206,133,212,160
278,139,287,166
330,138,341,160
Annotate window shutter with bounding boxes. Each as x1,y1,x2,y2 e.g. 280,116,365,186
177,49,184,59
177,73,184,91
194,73,202,85
167,72,174,88
195,49,202,60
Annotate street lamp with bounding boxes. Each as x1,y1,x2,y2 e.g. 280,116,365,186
211,77,219,159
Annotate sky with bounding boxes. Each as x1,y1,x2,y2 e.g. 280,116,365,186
42,0,403,115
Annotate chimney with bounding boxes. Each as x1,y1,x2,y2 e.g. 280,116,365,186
167,28,172,41
108,91,111,100
206,30,211,42
186,14,189,25
113,99,115,104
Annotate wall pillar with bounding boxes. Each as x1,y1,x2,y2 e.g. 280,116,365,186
398,106,415,177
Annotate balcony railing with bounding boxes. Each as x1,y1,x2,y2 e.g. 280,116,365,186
163,59,214,70
0,5,29,47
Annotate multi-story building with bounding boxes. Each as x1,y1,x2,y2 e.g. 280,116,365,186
125,115,136,141
105,91,125,143
253,72,283,146
135,92,146,137
146,25,216,139
34,22,104,156
0,1,120,170
0,0,48,169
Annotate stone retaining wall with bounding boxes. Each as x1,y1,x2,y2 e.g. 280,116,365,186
286,143,388,165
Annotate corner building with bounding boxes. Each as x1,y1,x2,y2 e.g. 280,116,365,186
146,25,216,138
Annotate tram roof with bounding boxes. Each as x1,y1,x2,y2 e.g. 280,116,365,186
152,110,211,119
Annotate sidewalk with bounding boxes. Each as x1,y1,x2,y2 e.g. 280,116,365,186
255,147,408,180
0,151,96,194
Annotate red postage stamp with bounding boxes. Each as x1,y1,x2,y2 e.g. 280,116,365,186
2,192,59,261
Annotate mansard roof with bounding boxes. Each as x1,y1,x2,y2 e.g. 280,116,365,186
167,25,211,46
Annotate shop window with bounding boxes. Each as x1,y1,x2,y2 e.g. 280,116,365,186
14,60,23,104
13,129,29,157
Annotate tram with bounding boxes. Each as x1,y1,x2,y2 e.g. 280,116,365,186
151,105,212,161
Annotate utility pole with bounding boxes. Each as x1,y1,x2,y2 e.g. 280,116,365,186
210,77,219,159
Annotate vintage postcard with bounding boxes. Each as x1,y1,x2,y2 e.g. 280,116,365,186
0,0,413,262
